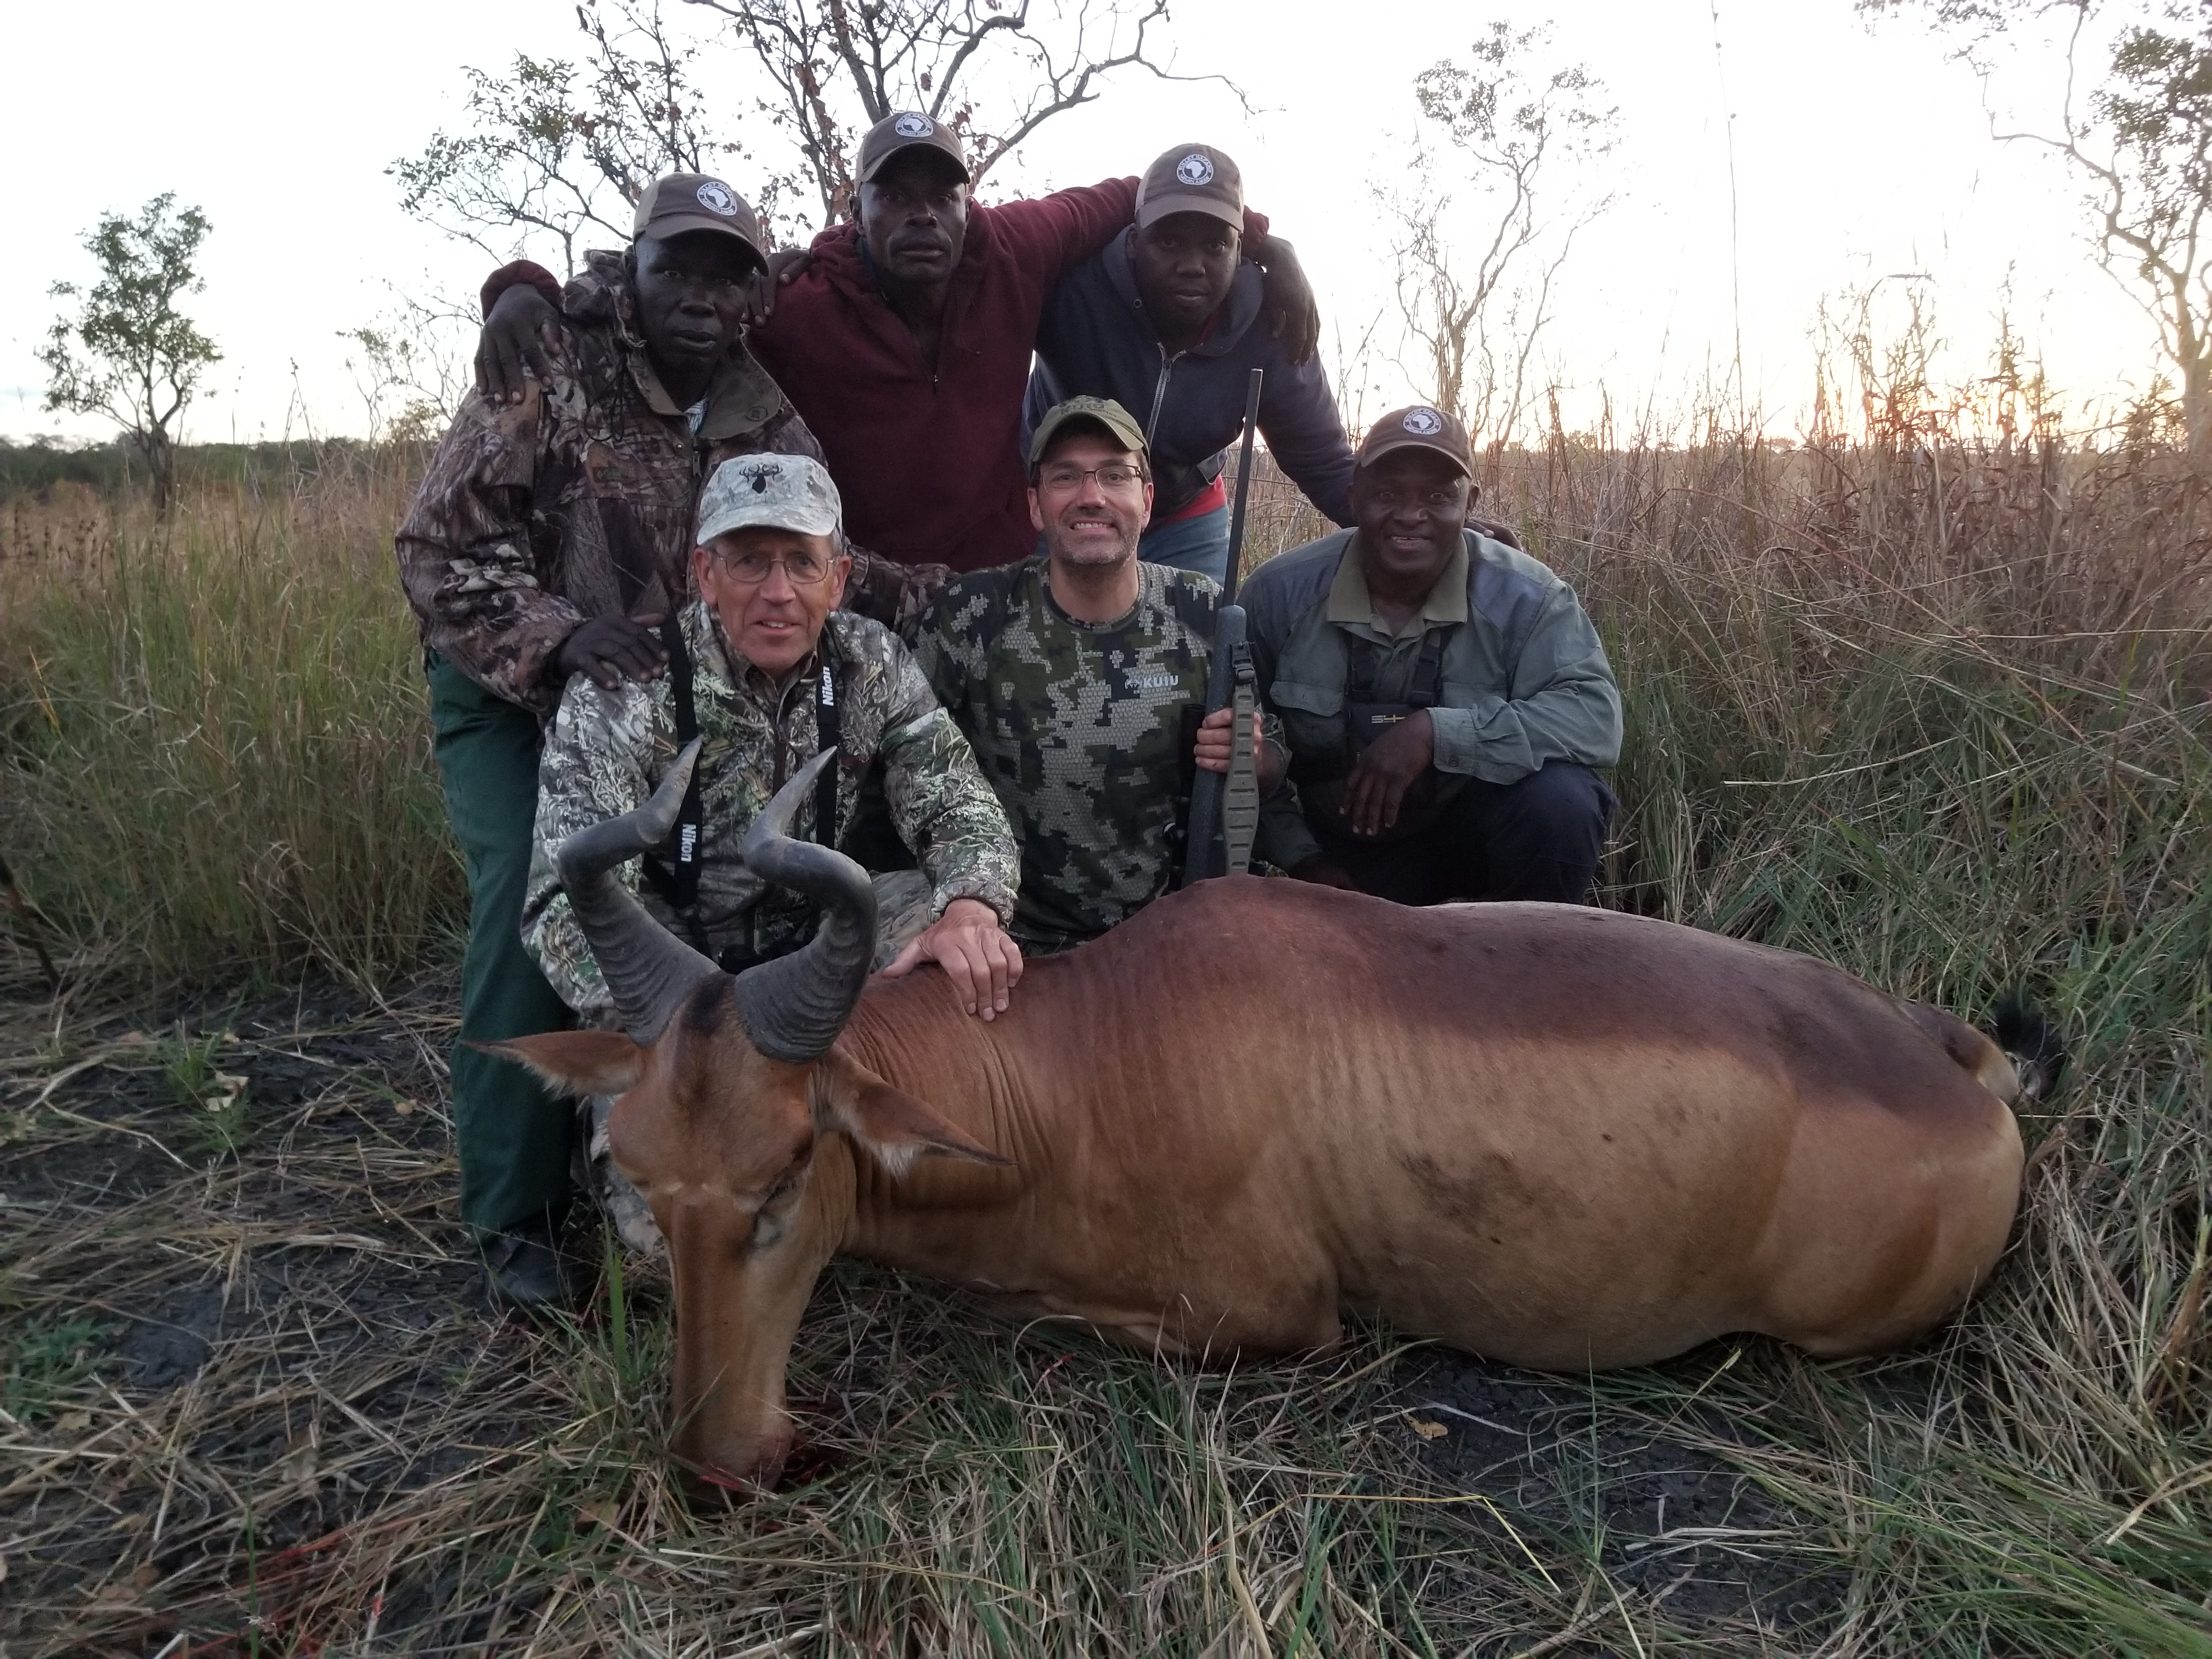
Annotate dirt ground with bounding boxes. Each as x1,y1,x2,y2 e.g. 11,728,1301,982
1,972,1849,1656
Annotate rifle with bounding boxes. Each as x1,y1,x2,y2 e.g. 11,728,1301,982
1178,368,1264,888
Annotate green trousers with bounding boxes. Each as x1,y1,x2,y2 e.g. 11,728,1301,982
427,654,576,1237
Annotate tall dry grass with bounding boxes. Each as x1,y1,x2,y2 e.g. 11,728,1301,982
2,426,2209,1652
1,458,462,995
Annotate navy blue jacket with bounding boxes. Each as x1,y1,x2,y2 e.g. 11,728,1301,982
1023,230,1358,526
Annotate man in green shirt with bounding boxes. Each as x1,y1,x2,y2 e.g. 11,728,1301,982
1244,405,1621,905
916,397,1284,953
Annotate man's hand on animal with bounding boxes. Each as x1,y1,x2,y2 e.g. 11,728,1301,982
477,283,565,405
878,897,1024,1020
1341,708,1435,837
551,613,668,691
1193,706,1284,794
1251,236,1321,366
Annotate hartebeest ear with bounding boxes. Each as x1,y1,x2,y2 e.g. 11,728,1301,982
815,1048,1012,1177
479,1031,645,1098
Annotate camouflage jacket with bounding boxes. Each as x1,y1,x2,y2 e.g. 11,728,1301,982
398,251,947,717
523,600,1018,1021
915,556,1285,955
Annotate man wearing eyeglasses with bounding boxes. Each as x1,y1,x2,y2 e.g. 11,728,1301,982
1243,407,1622,908
522,452,1023,1261
917,397,1287,955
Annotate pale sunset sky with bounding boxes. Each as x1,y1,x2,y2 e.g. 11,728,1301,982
0,0,2153,446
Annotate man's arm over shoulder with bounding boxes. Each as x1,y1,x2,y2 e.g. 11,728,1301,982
1255,345,1357,527
521,673,665,1022
395,390,583,715
860,625,1020,926
1429,550,1623,785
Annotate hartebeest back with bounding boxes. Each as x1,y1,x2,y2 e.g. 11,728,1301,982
498,751,2028,1493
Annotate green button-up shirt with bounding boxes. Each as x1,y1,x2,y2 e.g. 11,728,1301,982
1241,527,1622,869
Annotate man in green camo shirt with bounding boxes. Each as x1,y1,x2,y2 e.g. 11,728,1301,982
915,397,1287,955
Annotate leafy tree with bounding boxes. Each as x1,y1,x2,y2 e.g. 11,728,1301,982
1864,0,2212,453
1391,24,1618,444
37,194,221,517
393,0,1230,261
393,1,725,274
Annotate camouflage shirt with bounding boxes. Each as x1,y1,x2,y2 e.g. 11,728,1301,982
523,600,1018,1022
397,251,947,717
915,556,1284,955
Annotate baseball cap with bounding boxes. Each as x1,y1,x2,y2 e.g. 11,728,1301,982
633,174,765,263
697,454,843,543
855,110,971,185
1135,144,1244,232
1026,396,1149,469
1355,405,1473,478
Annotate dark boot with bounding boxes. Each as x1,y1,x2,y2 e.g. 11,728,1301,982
481,1215,575,1312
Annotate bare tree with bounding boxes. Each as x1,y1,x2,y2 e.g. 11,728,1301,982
392,0,728,273
395,0,1229,264
1864,0,2212,454
38,193,221,518
341,290,478,445
1389,25,1618,447
683,0,1233,232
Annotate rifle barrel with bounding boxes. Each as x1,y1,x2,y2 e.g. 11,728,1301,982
1220,368,1264,606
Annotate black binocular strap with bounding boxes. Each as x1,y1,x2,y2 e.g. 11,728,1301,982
640,617,840,957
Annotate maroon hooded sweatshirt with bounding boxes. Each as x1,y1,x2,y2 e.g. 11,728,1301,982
489,179,1269,574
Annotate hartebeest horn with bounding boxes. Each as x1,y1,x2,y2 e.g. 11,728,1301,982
732,748,877,1063
554,739,721,1045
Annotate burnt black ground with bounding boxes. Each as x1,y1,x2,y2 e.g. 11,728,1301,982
1,970,1848,1656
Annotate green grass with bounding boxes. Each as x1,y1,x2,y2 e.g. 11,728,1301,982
2,433,2208,1652
1,461,462,995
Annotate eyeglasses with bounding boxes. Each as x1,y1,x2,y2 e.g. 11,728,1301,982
1037,462,1147,492
712,549,837,586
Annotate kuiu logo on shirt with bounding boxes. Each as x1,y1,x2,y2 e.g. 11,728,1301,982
1124,672,1180,692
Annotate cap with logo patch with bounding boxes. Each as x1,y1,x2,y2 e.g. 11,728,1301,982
1355,405,1473,478
1026,396,1149,470
855,110,971,185
633,174,765,263
1135,143,1244,232
697,454,844,544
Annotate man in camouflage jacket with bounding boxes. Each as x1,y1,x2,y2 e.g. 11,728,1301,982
396,173,938,1308
917,397,1288,955
526,452,1019,1256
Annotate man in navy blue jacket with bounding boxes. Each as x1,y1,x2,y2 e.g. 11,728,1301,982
1023,144,1358,584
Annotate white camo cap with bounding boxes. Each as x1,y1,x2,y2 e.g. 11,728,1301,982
696,454,843,544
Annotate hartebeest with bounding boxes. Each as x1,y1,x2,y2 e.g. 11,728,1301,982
496,748,2032,1492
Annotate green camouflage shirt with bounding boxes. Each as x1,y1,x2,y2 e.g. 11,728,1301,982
915,556,1282,954
524,600,1018,1021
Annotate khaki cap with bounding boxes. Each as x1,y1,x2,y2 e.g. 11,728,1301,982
697,454,843,543
1356,405,1473,478
1027,396,1149,469
1135,143,1244,232
855,110,971,185
633,174,765,262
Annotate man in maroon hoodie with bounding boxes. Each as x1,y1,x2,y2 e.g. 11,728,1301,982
476,110,1316,578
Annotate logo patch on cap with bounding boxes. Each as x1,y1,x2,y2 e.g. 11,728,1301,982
1175,151,1215,187
694,180,739,216
893,112,934,138
1401,407,1446,436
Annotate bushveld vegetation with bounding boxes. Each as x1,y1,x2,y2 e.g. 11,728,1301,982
3,392,2209,1652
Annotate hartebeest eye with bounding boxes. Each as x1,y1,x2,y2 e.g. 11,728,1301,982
746,1141,815,1252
